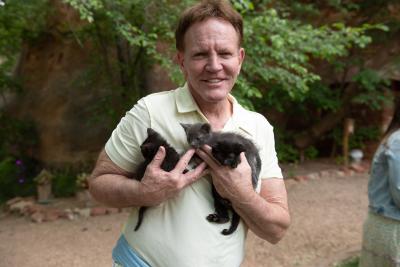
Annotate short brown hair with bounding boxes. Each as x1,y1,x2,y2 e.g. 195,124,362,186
175,0,243,51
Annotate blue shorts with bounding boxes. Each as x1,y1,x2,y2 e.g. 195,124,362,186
112,235,151,267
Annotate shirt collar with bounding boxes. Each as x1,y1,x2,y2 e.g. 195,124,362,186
175,83,198,113
174,83,253,136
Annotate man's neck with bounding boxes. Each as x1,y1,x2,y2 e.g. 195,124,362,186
197,98,232,131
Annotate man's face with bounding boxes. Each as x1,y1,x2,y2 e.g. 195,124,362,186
177,18,245,106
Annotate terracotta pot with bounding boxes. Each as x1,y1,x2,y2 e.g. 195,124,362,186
37,183,52,204
76,189,97,207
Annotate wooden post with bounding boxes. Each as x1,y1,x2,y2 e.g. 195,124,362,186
343,118,354,167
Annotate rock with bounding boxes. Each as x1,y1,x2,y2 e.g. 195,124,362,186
62,209,75,220
340,167,355,176
9,200,34,215
25,204,45,216
74,208,91,218
307,173,320,180
44,209,63,222
319,170,336,179
90,207,107,216
350,163,368,173
31,211,45,223
293,175,308,182
6,197,24,207
105,208,119,215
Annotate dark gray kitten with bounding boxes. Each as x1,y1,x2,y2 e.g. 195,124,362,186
133,128,181,231
181,123,261,235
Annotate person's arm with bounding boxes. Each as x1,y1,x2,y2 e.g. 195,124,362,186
89,147,207,208
196,147,290,244
386,138,400,208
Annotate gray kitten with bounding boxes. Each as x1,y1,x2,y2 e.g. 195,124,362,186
181,123,261,235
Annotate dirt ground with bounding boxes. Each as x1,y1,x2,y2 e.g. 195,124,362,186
0,161,369,267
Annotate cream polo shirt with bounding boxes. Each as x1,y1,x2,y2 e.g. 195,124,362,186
105,84,282,267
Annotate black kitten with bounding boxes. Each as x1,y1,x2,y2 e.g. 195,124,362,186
181,123,261,235
133,128,181,231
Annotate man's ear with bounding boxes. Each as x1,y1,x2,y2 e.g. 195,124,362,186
237,47,245,75
177,52,186,73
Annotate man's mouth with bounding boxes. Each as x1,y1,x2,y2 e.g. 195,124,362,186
203,78,225,83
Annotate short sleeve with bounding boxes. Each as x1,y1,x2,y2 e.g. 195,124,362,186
256,115,283,180
105,98,150,172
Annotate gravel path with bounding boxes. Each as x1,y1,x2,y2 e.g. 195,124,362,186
0,172,368,267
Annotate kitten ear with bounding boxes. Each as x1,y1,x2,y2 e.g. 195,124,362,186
180,123,190,132
235,143,246,152
201,123,211,133
147,128,157,136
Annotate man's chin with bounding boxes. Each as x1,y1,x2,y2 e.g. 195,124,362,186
203,93,229,103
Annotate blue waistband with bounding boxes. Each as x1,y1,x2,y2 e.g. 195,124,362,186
112,235,151,267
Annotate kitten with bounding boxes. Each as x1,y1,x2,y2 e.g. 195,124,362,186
181,123,261,235
133,128,181,231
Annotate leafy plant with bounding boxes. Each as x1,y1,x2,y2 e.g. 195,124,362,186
305,146,319,160
75,172,90,190
51,170,77,197
33,169,54,185
0,0,48,100
349,126,381,149
0,157,36,203
335,256,359,267
61,0,388,115
0,112,38,159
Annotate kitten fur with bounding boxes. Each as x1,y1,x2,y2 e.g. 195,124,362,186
181,123,261,235
133,128,181,231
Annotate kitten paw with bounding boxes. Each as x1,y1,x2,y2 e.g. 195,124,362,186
206,214,229,223
221,229,233,235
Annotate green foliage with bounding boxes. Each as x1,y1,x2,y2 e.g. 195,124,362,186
0,112,38,159
305,146,319,159
61,0,194,123
0,0,397,168
276,141,299,163
234,4,388,109
335,256,359,267
0,156,37,203
52,168,79,197
352,69,391,109
76,172,90,190
62,0,389,116
349,126,381,149
33,169,54,185
331,125,381,150
0,0,48,96
0,112,39,202
276,130,319,163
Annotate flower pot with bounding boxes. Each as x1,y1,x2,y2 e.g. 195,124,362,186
37,183,52,204
76,189,97,207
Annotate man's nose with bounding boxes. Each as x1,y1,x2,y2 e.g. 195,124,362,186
205,54,223,72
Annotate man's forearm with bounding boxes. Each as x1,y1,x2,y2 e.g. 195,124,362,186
233,193,290,243
232,179,290,243
89,174,147,208
89,149,149,208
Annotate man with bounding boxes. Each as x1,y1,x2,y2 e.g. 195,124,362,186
89,1,290,266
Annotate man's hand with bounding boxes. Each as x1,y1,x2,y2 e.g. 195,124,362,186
140,146,208,206
195,145,290,244
89,147,207,208
195,145,255,204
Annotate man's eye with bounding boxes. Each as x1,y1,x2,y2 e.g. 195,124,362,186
193,53,207,58
220,52,232,58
